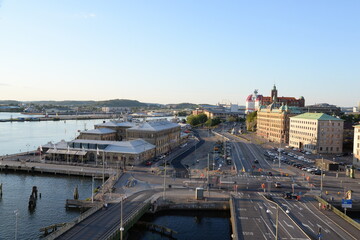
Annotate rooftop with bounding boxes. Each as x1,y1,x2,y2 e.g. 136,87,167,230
290,113,343,121
95,121,135,128
128,120,180,132
43,138,155,154
81,128,116,135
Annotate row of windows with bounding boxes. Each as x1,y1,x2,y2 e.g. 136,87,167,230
320,122,341,126
291,120,316,125
290,135,313,142
290,125,317,131
290,130,316,137
319,146,340,152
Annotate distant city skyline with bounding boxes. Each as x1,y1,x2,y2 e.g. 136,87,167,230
0,1,359,107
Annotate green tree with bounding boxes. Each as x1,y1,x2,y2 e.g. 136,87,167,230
205,117,221,127
197,113,208,124
186,115,199,126
246,111,257,131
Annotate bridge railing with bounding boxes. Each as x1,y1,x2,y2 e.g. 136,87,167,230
314,195,360,231
99,195,159,240
44,204,103,240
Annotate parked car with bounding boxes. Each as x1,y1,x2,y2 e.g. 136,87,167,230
274,182,282,188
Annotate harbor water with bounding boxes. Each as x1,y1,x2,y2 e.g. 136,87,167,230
0,112,109,156
0,172,101,240
128,210,232,240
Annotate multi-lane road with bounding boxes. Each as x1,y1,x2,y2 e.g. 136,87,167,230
222,130,359,240
233,192,309,240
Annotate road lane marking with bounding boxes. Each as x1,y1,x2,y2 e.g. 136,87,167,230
283,220,294,229
302,223,315,233
278,220,294,239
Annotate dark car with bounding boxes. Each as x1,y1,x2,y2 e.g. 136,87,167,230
254,159,259,164
268,172,273,176
283,192,298,199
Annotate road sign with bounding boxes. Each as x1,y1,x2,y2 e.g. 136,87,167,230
342,199,352,208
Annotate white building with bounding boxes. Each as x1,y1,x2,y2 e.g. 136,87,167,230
245,89,262,114
353,125,360,168
289,113,344,154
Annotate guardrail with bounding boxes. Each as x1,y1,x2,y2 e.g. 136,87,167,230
44,204,103,240
314,195,360,231
99,196,159,240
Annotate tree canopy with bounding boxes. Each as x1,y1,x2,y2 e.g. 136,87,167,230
187,113,208,126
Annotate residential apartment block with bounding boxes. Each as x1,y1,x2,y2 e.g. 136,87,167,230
289,113,344,154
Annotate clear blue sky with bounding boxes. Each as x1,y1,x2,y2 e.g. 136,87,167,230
0,0,359,107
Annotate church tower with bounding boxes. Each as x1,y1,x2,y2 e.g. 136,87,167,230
271,84,278,103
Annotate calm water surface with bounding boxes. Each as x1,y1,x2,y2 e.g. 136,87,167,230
0,113,108,156
0,172,101,240
128,210,231,240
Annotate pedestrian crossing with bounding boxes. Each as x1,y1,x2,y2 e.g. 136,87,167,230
235,174,288,180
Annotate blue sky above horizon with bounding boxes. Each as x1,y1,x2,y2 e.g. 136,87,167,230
0,0,359,107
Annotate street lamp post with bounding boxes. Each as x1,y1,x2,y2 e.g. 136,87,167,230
278,140,281,169
267,205,288,240
91,174,94,203
275,206,279,240
163,158,166,200
207,153,210,197
120,197,124,240
320,157,324,197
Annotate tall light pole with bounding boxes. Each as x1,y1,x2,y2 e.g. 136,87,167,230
267,205,287,240
14,209,19,240
275,206,279,240
102,151,105,198
207,153,210,197
278,140,281,169
320,156,324,197
120,197,124,240
163,158,166,200
91,174,94,203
